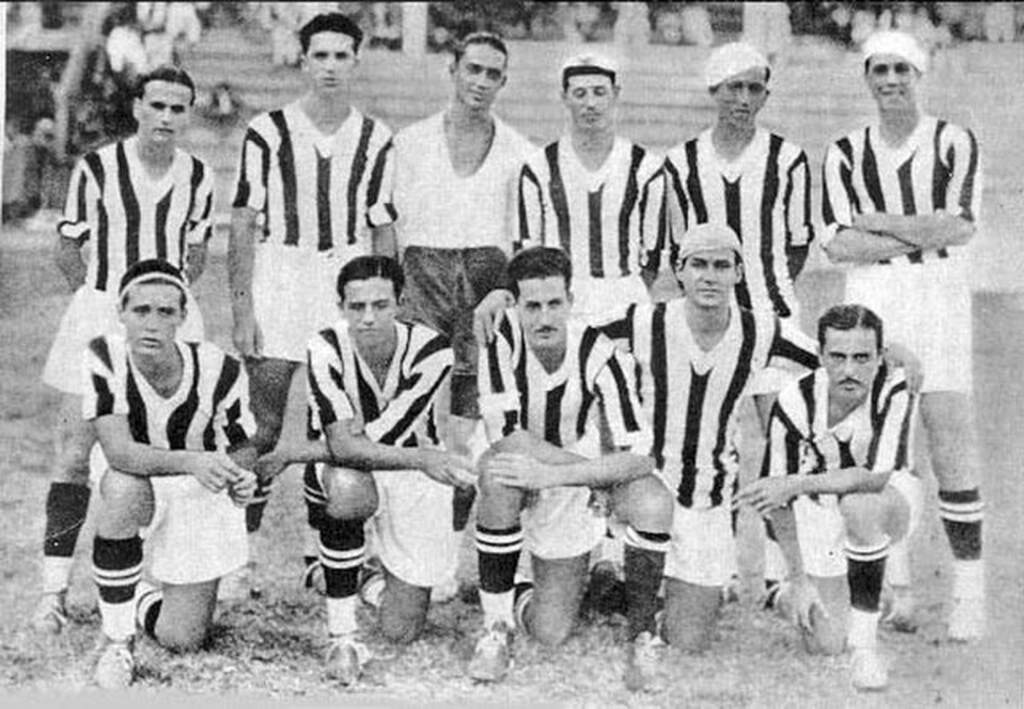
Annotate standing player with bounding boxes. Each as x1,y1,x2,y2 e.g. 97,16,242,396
391,31,535,593
229,12,396,588
663,42,815,600
469,247,673,692
33,65,214,632
253,256,474,685
821,30,985,640
85,259,258,689
599,223,819,652
736,304,923,690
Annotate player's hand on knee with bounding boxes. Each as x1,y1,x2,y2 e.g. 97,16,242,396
788,575,827,631
483,452,551,491
734,477,798,516
187,451,248,493
419,450,478,489
228,469,258,507
255,449,289,483
472,289,514,344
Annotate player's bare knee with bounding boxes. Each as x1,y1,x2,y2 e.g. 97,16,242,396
620,475,674,532
379,606,426,645
97,470,153,532
663,615,714,653
529,614,573,647
323,468,378,519
379,576,429,644
157,623,207,653
491,430,534,455
839,492,885,545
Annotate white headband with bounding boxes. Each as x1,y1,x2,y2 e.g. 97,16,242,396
862,31,928,74
704,42,769,89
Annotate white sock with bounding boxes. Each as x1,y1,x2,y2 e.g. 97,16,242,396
479,589,515,630
446,530,465,579
763,539,788,584
304,526,320,560
848,608,880,650
326,596,359,636
885,538,911,588
247,532,260,566
41,557,74,595
99,599,136,642
951,559,985,600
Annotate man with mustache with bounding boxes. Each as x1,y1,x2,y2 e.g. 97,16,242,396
821,30,985,641
735,304,923,691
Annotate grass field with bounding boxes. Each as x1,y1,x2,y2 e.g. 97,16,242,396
0,225,1022,708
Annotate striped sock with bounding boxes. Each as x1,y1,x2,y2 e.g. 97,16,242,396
846,538,889,650
938,488,983,560
93,536,143,641
623,527,670,639
245,477,274,534
319,518,365,600
135,582,163,637
476,524,523,629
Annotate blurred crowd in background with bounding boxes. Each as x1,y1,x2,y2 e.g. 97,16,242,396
5,1,1024,228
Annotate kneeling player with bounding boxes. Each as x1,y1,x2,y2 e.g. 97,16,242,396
86,260,258,689
256,255,474,685
469,247,673,692
735,305,922,691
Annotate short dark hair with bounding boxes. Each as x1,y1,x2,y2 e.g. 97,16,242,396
452,31,508,65
336,255,404,301
299,13,363,54
137,65,196,104
817,304,884,351
506,247,571,299
119,258,187,309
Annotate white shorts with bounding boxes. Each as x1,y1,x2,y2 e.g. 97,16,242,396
844,259,972,393
317,464,456,588
793,469,925,578
664,504,736,587
253,245,360,362
572,274,650,327
43,285,204,396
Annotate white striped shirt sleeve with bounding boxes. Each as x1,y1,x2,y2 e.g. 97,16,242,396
306,334,357,432
81,337,128,420
592,345,651,454
478,312,523,444
58,158,99,241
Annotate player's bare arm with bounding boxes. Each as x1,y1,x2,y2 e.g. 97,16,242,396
54,236,87,291
227,206,262,357
822,226,920,263
853,211,975,250
472,288,515,344
370,224,397,258
736,465,892,517
762,505,824,629
184,242,208,284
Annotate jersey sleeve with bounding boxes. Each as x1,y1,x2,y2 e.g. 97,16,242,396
82,337,128,420
185,157,215,245
212,354,256,449
784,150,814,249
866,371,916,474
306,333,357,434
478,312,524,443
363,332,453,445
820,140,857,245
365,136,398,228
768,316,819,371
943,125,983,223
231,122,271,213
58,156,100,242
761,396,806,479
591,346,651,454
513,160,545,252
638,161,667,272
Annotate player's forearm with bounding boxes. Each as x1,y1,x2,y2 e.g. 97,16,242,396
856,212,975,249
101,440,199,477
371,224,397,258
821,227,918,264
794,467,891,497
325,431,429,473
228,440,259,471
184,242,208,284
228,208,258,316
494,430,587,465
54,237,87,290
767,506,807,578
546,451,654,488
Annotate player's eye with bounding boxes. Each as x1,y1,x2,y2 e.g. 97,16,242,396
854,354,871,363
151,102,166,111
170,105,186,114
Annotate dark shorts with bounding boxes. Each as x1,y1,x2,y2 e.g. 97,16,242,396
400,245,508,418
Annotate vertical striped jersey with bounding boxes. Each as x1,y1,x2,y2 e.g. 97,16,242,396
478,309,651,454
664,129,813,317
82,335,254,453
306,320,452,448
233,104,396,253
822,115,982,265
58,137,215,292
515,137,667,277
761,365,915,507
600,299,818,508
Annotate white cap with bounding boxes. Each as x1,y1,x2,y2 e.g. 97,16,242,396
561,52,619,88
704,42,769,89
676,223,743,264
862,30,928,74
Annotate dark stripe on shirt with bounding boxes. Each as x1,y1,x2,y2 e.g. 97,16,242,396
723,176,751,310
617,144,644,277
166,344,201,449
761,135,789,315
708,310,756,507
588,185,604,278
316,149,332,251
126,369,149,444
116,143,141,267
544,382,567,446
650,304,668,470
677,366,709,507
545,142,571,254
269,110,299,246
684,140,708,223
346,117,374,245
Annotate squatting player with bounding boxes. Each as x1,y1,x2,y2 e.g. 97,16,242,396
736,304,922,691
85,260,258,689
34,65,215,632
254,256,475,685
469,247,673,692
229,12,396,591
821,30,985,640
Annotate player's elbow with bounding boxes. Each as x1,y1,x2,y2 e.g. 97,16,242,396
948,216,976,246
820,235,854,264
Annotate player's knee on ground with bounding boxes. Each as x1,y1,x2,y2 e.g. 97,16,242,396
527,555,589,647
838,492,887,547
97,470,154,536
615,475,674,533
155,580,218,652
323,467,378,520
378,569,430,644
662,578,721,652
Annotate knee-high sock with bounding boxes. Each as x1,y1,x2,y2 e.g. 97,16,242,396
245,477,274,534
938,488,985,601
136,582,163,637
303,463,327,567
93,536,143,641
623,526,669,639
846,537,889,649
476,523,523,629
42,482,91,593
320,517,365,636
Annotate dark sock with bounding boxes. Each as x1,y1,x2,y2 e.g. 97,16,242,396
43,482,91,557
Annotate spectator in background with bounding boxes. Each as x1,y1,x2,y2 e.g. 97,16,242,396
23,117,66,231
106,14,148,80
259,2,304,67
166,2,204,59
984,2,1016,42
680,4,713,47
138,2,174,68
3,122,33,223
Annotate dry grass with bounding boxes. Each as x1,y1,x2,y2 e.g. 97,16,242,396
1,230,1022,707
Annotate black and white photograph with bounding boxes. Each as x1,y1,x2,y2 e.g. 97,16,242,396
1,2,1021,706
